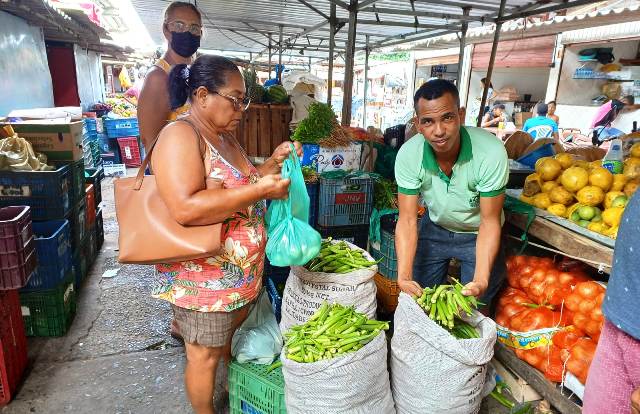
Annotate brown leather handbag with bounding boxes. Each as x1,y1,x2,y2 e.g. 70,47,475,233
114,122,222,264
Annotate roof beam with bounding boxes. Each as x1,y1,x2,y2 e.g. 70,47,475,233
358,0,382,9
497,0,604,22
415,0,501,12
228,29,268,48
295,0,330,20
359,6,492,22
375,29,459,48
349,18,462,31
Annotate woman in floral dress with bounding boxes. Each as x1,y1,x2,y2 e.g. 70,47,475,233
151,54,300,414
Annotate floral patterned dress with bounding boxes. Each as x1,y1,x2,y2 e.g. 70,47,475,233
152,137,266,312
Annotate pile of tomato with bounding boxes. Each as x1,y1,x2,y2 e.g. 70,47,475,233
496,255,606,384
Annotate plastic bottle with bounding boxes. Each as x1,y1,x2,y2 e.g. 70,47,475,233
601,138,624,174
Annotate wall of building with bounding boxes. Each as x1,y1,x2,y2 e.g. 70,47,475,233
0,11,54,115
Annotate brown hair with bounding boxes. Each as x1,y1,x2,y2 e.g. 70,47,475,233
163,1,202,23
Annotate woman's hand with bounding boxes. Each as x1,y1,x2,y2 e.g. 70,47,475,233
270,141,303,167
259,174,291,200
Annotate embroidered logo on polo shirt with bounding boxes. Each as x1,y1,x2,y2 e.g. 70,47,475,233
469,193,480,208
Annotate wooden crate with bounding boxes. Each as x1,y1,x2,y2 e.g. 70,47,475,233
235,104,293,158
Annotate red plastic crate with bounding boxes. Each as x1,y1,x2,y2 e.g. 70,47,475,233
0,206,36,290
85,184,96,227
116,137,142,167
0,290,28,405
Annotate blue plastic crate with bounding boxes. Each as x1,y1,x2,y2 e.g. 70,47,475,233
104,118,139,138
23,220,72,291
306,182,318,227
0,165,71,221
68,198,87,254
265,278,282,323
317,175,374,226
516,143,555,169
52,160,84,204
84,118,98,133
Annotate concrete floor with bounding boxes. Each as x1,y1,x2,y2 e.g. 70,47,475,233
1,175,511,414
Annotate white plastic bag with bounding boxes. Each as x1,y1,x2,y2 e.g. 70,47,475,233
231,290,282,364
282,331,395,414
391,293,496,414
279,241,377,332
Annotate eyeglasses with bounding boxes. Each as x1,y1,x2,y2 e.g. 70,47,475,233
166,20,202,36
214,91,251,112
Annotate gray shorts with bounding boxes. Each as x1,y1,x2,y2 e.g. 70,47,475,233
171,304,249,347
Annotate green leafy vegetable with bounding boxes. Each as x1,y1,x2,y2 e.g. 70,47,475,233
292,102,336,144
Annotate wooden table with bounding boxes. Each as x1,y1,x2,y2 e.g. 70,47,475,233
506,212,614,271
495,343,582,414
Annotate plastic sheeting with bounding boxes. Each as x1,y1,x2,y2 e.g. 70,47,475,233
74,45,105,111
0,11,54,116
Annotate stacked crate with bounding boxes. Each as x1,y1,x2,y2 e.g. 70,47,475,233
315,174,374,250
370,213,400,314
103,118,141,167
0,207,33,404
82,118,102,169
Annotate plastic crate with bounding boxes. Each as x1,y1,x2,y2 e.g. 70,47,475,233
19,274,76,337
0,206,36,290
377,229,397,280
50,159,84,205
95,207,104,250
23,220,72,291
0,165,71,221
0,290,28,405
73,249,88,288
374,272,400,314
265,278,282,323
67,198,87,254
85,184,96,227
84,167,104,207
318,175,373,226
315,224,369,250
117,137,142,167
84,225,97,269
516,143,555,169
229,361,286,414
104,118,139,138
306,182,318,227
84,118,98,134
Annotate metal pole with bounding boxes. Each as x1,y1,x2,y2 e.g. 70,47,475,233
278,25,284,83
477,0,507,127
362,35,369,128
268,35,272,76
327,3,336,105
456,7,470,87
341,0,358,126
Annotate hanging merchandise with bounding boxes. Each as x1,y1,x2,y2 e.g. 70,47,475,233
231,290,283,364
265,145,321,267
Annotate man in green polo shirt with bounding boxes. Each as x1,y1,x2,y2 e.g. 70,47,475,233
395,79,508,303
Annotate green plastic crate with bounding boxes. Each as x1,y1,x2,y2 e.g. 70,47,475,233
19,274,76,337
53,159,85,204
229,361,286,414
370,229,397,280
68,197,87,254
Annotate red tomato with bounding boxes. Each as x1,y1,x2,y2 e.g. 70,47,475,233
573,313,590,331
571,338,597,362
531,269,547,283
501,303,528,319
545,345,565,382
576,281,605,300
520,308,556,331
558,272,576,287
559,309,575,326
506,256,517,272
523,350,542,368
590,306,604,322
519,272,534,289
495,313,510,328
595,292,605,305
544,270,560,285
546,285,572,307
566,358,588,384
564,294,582,312
528,280,547,299
585,320,603,339
507,273,521,289
539,257,555,269
514,255,528,269
578,300,596,314
553,326,585,349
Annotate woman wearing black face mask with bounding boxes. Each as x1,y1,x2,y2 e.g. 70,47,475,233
138,1,202,151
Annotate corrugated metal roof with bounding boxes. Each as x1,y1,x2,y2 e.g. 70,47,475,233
129,0,590,60
393,3,640,50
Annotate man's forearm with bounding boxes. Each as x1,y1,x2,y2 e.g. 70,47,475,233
474,219,502,285
396,219,418,281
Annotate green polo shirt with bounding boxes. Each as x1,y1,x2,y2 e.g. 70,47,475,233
395,126,508,233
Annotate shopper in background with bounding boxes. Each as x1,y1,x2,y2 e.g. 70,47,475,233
523,103,559,140
138,1,202,150
547,101,559,125
583,192,640,414
153,54,300,414
394,79,508,305
481,103,507,128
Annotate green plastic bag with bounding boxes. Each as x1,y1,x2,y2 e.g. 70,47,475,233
266,145,321,266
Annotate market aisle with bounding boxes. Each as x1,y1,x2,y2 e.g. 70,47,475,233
1,175,508,414
1,176,224,414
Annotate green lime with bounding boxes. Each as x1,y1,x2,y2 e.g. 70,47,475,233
578,206,596,221
571,211,581,222
578,220,591,228
611,195,629,208
591,214,603,223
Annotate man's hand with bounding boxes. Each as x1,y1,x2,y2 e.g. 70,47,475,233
631,387,640,414
462,280,488,298
398,278,423,297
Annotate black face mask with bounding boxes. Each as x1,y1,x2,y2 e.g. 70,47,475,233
170,31,200,57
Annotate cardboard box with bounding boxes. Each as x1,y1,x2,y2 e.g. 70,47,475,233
3,120,84,161
317,143,362,173
514,112,533,128
492,359,542,403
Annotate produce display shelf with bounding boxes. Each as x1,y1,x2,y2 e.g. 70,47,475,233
506,212,614,272
494,343,581,414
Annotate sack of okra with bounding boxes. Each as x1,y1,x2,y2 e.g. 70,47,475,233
279,240,377,333
390,293,496,414
282,331,395,413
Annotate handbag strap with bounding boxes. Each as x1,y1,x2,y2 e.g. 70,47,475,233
134,118,210,190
